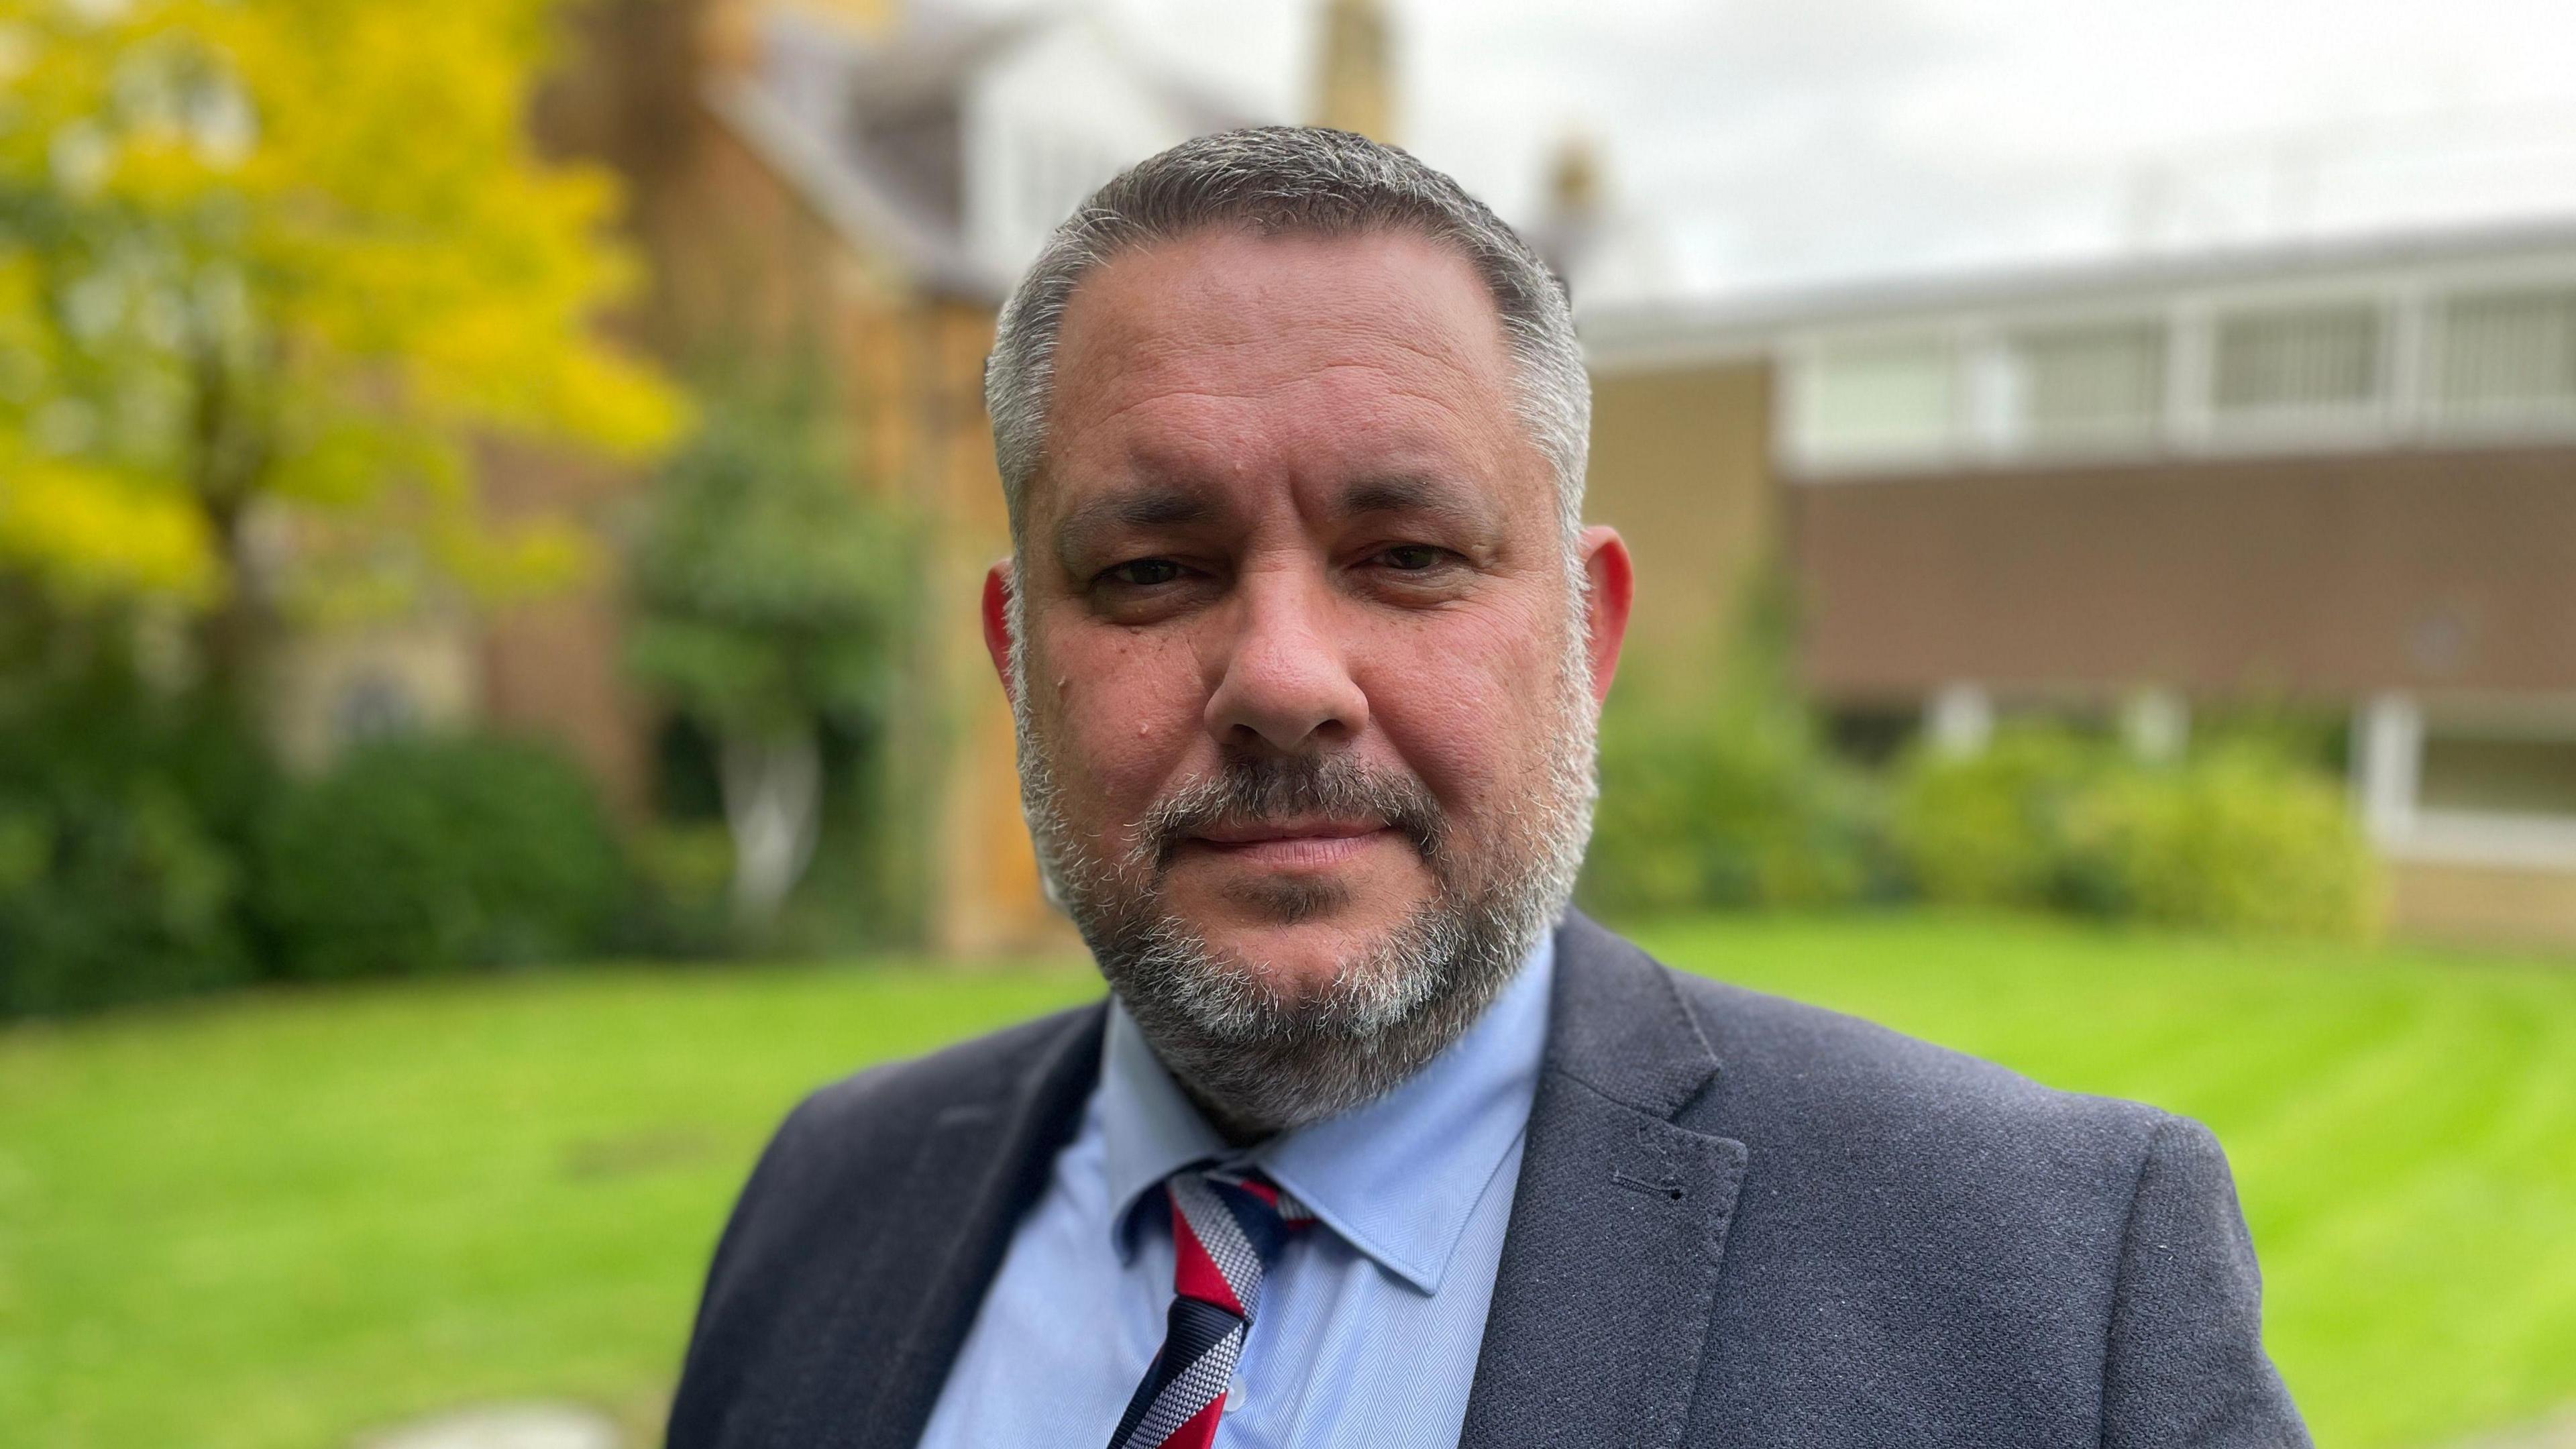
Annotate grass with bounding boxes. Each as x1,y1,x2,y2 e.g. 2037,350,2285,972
1,913,2570,1449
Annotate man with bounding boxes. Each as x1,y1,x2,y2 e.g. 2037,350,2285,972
667,127,2308,1449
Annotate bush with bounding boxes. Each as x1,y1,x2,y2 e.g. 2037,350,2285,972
253,735,629,980
1888,727,2096,910
2070,745,2381,938
1582,692,1888,918
1892,725,2380,941
0,652,273,1016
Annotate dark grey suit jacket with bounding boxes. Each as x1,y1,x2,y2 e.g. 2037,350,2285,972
667,912,2310,1447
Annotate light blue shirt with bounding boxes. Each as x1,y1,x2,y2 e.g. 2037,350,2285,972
916,935,1555,1448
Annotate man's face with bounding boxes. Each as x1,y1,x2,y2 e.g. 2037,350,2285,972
985,227,1629,1121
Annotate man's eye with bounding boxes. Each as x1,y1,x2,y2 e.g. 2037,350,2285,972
1105,558,1183,587
1377,545,1448,572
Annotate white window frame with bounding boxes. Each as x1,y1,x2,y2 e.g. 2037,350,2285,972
2355,693,2576,871
2420,264,2576,441
1770,243,2576,480
2192,278,2398,452
1989,308,2171,460
1781,325,1974,476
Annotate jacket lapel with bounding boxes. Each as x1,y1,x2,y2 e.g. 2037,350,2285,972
1458,913,1749,1449
799,1004,1107,1449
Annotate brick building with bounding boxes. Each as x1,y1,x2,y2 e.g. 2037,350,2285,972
1582,221,2576,948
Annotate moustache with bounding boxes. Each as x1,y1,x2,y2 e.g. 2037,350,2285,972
1138,753,1446,871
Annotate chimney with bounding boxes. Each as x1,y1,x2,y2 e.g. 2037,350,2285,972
1313,0,1395,142
1529,132,1605,293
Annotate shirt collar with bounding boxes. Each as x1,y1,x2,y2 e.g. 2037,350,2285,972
1099,930,1556,1295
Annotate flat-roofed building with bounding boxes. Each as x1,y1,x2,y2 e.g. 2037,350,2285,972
1582,221,2576,949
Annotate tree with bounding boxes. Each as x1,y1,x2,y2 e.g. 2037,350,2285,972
625,360,909,930
0,0,678,682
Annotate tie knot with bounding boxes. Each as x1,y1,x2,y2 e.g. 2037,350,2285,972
1110,1169,1316,1449
1165,1167,1313,1318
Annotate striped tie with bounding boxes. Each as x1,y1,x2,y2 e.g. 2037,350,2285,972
1105,1167,1315,1449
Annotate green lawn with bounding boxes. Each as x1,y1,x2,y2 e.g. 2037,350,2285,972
1,914,2570,1449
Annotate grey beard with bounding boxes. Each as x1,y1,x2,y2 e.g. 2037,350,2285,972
1008,574,1599,1139
1100,879,1536,1139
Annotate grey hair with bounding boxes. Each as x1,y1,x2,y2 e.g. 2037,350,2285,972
984,125,1591,548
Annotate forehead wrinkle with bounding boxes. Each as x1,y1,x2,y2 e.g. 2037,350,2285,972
1047,387,1254,478
1055,345,1489,456
1051,255,1515,427
1060,360,1509,480
1087,320,1513,405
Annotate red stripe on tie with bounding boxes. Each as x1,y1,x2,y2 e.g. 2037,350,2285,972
1161,1393,1226,1449
1168,1198,1242,1316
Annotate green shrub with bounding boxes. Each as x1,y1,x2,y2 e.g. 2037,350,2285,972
1888,727,2097,910
2070,745,2381,939
1892,726,2379,940
1582,693,1886,918
253,735,628,979
0,654,272,1016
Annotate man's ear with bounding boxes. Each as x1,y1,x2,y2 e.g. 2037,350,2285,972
1577,525,1634,709
981,559,1018,706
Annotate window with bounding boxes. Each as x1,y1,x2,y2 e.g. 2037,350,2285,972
1801,335,1956,465
2435,286,2576,423
2357,696,2576,869
2211,301,2383,417
2008,319,2165,448
2419,733,2576,820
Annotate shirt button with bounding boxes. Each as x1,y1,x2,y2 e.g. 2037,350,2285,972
1224,1380,1246,1413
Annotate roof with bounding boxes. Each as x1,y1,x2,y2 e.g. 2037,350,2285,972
707,72,1004,298
1582,215,2576,370
704,5,1258,305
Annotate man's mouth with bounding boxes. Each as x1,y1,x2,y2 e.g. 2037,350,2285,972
1181,818,1394,869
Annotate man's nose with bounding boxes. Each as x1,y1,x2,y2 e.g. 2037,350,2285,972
1203,566,1370,754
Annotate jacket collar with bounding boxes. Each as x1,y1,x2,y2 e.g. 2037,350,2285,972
1456,910,1750,1449
1539,910,1723,1114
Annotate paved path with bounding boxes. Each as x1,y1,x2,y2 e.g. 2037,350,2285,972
358,1403,623,1449
2452,1408,2576,1449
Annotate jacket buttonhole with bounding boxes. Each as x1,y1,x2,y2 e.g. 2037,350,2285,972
1611,1169,1684,1201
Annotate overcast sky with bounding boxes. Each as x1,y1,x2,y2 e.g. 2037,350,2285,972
1010,0,2576,301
